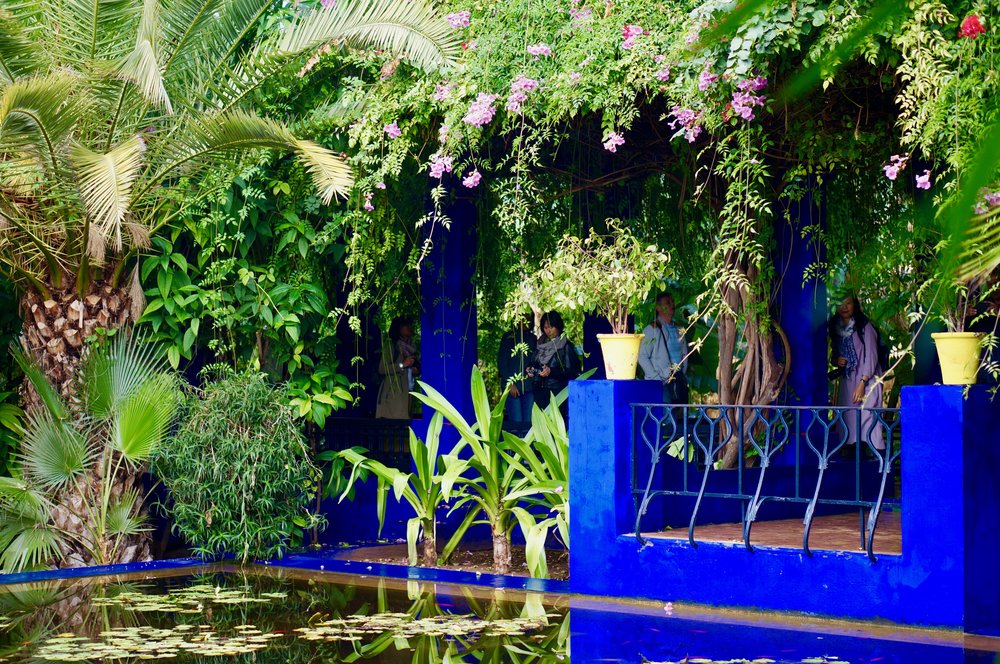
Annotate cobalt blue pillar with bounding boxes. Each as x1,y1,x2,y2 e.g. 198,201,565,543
901,385,1000,635
416,198,478,446
774,180,827,407
569,379,662,593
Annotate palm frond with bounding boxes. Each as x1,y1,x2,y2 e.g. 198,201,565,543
116,0,172,114
958,208,1000,281
71,135,147,257
0,522,65,572
20,410,93,492
277,0,460,73
0,74,84,173
0,476,51,521
112,373,178,462
105,488,149,536
0,9,46,83
12,344,68,420
141,111,352,204
48,0,139,69
78,331,167,421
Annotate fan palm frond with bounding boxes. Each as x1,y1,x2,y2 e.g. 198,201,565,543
116,0,172,114
112,373,178,462
20,410,93,492
105,488,149,536
277,0,460,73
958,208,1000,282
143,111,352,203
71,135,147,257
0,523,65,572
78,332,167,421
0,476,51,521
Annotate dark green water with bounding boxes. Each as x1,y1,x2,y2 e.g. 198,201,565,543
0,567,996,663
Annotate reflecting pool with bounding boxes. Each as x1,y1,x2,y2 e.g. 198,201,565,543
0,566,996,663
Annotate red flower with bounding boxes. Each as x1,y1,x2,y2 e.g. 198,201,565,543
959,14,985,39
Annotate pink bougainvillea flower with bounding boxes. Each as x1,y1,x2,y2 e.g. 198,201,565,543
621,24,645,49
446,11,471,28
882,154,908,181
656,68,671,81
569,6,592,24
363,192,374,211
462,170,482,188
603,132,625,152
959,14,986,39
985,192,1000,207
915,170,932,190
669,106,702,143
731,79,766,121
438,124,450,143
737,76,767,92
321,0,336,7
685,29,700,45
383,122,402,139
698,68,718,91
462,40,478,50
433,82,454,102
527,43,552,56
462,92,498,127
429,154,454,179
569,71,582,84
506,75,540,113
376,181,386,189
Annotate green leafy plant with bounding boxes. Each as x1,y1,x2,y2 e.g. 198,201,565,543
0,334,180,572
332,412,470,566
507,221,671,336
155,369,322,562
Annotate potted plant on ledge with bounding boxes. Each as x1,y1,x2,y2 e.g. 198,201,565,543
510,220,671,379
928,274,988,385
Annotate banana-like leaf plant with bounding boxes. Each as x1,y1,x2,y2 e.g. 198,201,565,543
0,0,459,399
334,412,470,566
0,334,180,572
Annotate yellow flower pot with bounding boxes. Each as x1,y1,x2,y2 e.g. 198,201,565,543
931,332,984,385
596,333,644,380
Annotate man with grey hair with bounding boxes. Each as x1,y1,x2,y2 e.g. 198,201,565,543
638,292,689,404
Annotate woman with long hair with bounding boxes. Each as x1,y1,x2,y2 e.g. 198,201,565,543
828,295,884,450
376,317,419,419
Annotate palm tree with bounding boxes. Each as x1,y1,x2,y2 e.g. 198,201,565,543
0,0,459,398
0,333,179,570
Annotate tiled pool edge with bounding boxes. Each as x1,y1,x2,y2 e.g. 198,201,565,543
0,557,209,585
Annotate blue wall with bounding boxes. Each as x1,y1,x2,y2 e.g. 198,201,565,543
569,380,1000,632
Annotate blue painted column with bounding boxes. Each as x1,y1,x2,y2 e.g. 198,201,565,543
774,179,827,408
415,197,478,447
901,385,1000,635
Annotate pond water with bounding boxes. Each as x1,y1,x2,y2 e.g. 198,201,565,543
0,566,996,663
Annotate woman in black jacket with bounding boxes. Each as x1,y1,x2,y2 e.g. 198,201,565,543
528,311,580,412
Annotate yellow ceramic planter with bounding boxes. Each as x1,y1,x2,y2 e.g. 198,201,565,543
931,331,984,385
597,333,644,380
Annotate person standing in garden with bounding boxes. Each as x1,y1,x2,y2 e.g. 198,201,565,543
498,315,538,433
639,292,690,404
528,311,580,414
828,295,884,450
376,317,420,419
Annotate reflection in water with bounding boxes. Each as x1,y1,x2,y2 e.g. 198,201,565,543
0,569,996,663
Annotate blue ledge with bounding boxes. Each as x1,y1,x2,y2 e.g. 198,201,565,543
0,556,209,586
260,551,572,595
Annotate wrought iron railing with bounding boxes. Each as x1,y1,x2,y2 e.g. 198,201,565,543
631,404,901,562
325,417,412,470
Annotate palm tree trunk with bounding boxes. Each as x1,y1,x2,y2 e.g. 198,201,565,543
492,524,512,575
20,280,135,406
20,278,149,567
421,521,437,567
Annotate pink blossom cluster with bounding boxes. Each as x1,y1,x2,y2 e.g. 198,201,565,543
462,170,482,188
669,106,702,143
738,76,767,92
527,43,552,57
731,78,767,121
506,75,540,113
656,67,671,81
569,71,582,84
975,190,1000,214
438,124,450,143
363,192,374,211
433,82,454,102
376,181,386,189
915,170,932,190
685,28,700,45
882,154,908,181
569,6,592,24
321,0,336,8
429,154,454,179
698,68,718,91
383,122,402,139
446,11,470,28
462,92,498,127
603,132,625,152
621,24,645,50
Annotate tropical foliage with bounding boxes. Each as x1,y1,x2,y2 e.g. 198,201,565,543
155,369,322,562
0,334,179,572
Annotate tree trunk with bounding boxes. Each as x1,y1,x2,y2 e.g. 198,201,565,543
20,278,150,567
421,521,437,567
492,525,511,575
